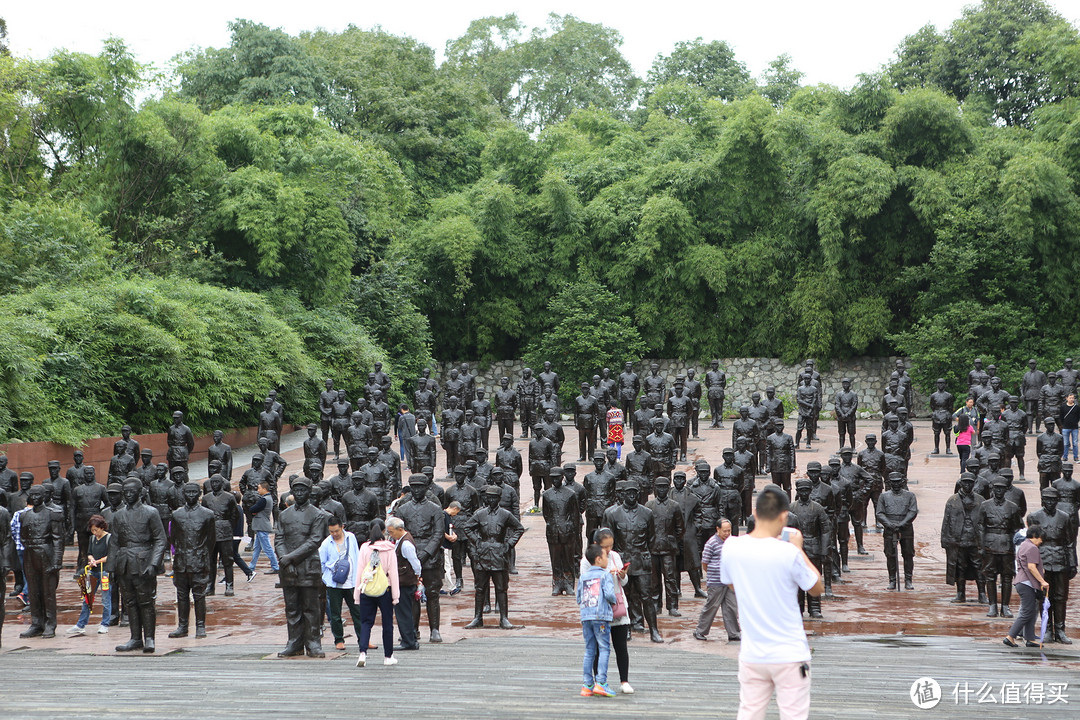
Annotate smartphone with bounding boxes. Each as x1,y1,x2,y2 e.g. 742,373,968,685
779,526,798,543
622,562,631,570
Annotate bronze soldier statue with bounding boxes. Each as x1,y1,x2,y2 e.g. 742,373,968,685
169,482,216,638
941,473,986,604
876,472,918,590
704,360,727,428
976,479,1023,618
274,477,328,657
494,377,518,441
462,485,524,629
112,478,167,652
18,485,64,639
792,478,828,619
604,480,663,643
1028,488,1076,643
542,469,580,596
393,475,446,643
618,362,641,421
647,476,685,617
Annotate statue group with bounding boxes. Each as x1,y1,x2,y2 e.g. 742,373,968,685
2,355,1077,653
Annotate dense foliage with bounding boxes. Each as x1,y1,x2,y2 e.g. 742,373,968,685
2,0,1080,442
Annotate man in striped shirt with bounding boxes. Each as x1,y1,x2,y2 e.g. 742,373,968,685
693,517,739,641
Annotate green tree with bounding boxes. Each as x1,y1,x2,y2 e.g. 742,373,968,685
523,279,646,406
444,14,525,109
647,38,751,102
887,0,1080,127
174,19,327,111
512,14,640,131
759,54,805,107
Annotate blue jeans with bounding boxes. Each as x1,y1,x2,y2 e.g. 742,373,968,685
75,569,112,628
1063,428,1078,460
581,619,611,686
250,531,279,571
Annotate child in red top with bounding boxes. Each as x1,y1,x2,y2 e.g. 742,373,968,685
606,401,624,458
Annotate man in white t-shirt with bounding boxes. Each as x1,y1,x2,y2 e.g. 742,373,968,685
720,484,824,720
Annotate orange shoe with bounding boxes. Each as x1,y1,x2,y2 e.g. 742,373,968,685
580,685,594,697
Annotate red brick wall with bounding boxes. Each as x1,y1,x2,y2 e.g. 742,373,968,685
0,425,300,482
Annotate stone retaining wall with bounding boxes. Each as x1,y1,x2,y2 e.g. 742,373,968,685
430,357,925,417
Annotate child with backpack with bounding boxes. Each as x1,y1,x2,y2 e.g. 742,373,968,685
576,543,617,697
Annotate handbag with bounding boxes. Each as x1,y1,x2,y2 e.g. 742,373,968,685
360,549,390,597
612,584,628,620
331,544,351,585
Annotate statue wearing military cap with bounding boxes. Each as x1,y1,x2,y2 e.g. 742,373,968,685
462,484,524,629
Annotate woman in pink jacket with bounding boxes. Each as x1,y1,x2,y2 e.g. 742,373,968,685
354,519,400,667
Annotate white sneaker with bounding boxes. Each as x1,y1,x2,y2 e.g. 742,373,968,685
356,652,366,668
97,625,110,634
621,682,634,694
383,656,398,666
66,625,85,635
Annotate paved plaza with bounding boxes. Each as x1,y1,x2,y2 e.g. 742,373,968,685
3,416,1079,717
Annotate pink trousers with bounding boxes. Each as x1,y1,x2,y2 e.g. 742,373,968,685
737,660,810,720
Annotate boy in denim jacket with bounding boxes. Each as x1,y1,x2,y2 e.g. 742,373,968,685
576,543,617,697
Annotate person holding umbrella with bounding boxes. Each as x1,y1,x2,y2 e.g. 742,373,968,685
1004,525,1049,647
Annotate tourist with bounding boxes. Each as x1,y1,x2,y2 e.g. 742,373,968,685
395,405,417,466
1060,394,1079,461
354,520,400,667
606,400,624,459
721,485,823,720
1004,525,1048,648
248,481,279,574
319,517,364,652
581,527,632,694
954,414,975,473
694,517,740,642
954,397,979,433
386,516,421,651
576,543,617,698
67,515,112,635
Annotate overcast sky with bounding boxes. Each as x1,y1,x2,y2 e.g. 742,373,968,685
7,1,1079,89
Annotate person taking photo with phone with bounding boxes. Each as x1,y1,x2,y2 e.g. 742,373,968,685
720,484,824,720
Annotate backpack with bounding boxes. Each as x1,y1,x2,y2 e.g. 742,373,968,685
360,548,390,597
330,543,352,585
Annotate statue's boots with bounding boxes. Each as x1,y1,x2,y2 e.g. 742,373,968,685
808,595,823,619
224,583,234,597
976,579,988,605
904,574,914,590
886,575,897,591
986,585,999,617
840,544,850,573
464,590,485,629
427,600,442,643
689,569,706,598
854,524,867,554
496,591,513,629
193,596,207,638
950,584,966,603
999,583,1013,617
169,598,190,637
1054,625,1073,644
140,600,156,652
